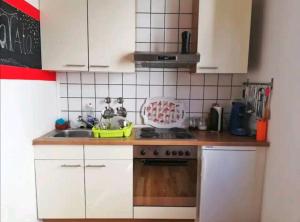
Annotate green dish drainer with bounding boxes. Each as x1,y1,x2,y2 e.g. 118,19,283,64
92,123,133,138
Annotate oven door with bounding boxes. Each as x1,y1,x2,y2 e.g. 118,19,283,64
133,158,197,207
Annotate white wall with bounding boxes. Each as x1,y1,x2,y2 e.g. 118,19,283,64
1,80,57,222
249,0,300,221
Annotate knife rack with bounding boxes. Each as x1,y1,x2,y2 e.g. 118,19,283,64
243,78,274,89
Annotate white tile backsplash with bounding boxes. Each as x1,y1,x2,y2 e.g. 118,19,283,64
204,86,218,99
164,72,177,85
150,85,164,97
178,72,191,85
137,13,151,28
137,72,150,84
177,86,190,99
179,14,193,28
68,84,81,97
150,72,164,85
165,14,179,28
95,73,108,84
67,72,81,83
166,0,179,13
123,85,136,98
164,86,177,98
123,73,136,84
109,73,123,84
109,85,122,98
137,0,150,12
180,0,193,13
151,29,165,42
151,0,165,13
81,72,95,84
191,86,204,99
137,85,150,98
57,0,245,124
96,85,109,97
151,14,165,28
82,85,95,97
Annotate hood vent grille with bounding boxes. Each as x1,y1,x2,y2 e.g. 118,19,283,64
134,51,200,68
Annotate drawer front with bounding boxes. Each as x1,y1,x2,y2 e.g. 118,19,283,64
134,207,196,219
34,145,84,159
84,145,133,159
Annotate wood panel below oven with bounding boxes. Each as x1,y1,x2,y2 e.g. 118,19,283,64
43,220,194,222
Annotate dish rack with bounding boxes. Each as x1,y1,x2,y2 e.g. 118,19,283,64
92,123,133,138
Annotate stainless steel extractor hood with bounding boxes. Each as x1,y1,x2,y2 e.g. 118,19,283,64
134,51,200,68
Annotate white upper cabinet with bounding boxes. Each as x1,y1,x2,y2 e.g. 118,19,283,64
88,0,135,73
196,0,252,73
40,0,135,72
40,0,89,71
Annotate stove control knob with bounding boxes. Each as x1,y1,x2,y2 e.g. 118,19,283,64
166,150,171,156
153,150,159,156
172,151,178,156
140,150,146,156
178,151,184,156
185,151,191,156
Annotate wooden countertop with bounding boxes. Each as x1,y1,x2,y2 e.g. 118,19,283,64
33,129,269,147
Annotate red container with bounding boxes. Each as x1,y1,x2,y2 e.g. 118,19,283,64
256,119,268,142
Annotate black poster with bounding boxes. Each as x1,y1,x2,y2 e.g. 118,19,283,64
0,1,41,68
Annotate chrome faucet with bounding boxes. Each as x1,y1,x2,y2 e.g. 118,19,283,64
78,115,99,129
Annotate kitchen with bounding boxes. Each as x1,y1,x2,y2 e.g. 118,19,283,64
1,0,299,222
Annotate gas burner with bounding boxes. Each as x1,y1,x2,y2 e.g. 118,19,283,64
141,127,156,133
175,132,194,139
140,132,159,138
169,127,187,133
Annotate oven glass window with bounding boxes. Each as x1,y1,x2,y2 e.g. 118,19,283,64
133,159,197,207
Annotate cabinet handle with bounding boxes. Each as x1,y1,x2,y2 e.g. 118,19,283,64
65,64,86,67
85,165,106,168
199,66,218,69
61,164,82,168
89,65,110,68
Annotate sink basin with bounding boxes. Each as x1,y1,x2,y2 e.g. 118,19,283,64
52,130,93,138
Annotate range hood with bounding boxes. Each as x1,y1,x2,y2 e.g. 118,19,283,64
134,51,200,68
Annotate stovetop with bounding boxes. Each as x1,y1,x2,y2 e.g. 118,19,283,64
135,127,196,140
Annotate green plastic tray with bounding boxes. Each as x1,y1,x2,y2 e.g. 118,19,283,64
92,123,133,138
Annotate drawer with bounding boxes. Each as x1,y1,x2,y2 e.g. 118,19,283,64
34,145,84,159
134,207,196,219
84,145,133,160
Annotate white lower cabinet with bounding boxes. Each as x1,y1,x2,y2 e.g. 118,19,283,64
35,160,85,219
85,160,133,218
34,145,133,219
199,147,266,222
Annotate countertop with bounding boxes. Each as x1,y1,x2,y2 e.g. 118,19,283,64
33,129,269,147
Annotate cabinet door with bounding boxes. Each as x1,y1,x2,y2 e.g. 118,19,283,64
88,0,135,73
40,0,88,71
196,0,252,73
85,160,133,218
199,147,261,222
35,160,85,219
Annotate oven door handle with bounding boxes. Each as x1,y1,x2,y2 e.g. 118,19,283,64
141,159,188,166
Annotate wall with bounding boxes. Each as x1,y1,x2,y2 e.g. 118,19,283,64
0,1,58,222
248,0,300,221
57,0,246,127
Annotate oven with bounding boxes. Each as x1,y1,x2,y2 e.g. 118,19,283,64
133,146,198,208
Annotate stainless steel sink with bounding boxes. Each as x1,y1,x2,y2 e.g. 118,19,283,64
51,130,93,138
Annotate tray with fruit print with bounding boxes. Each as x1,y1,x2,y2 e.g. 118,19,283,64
141,97,186,128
